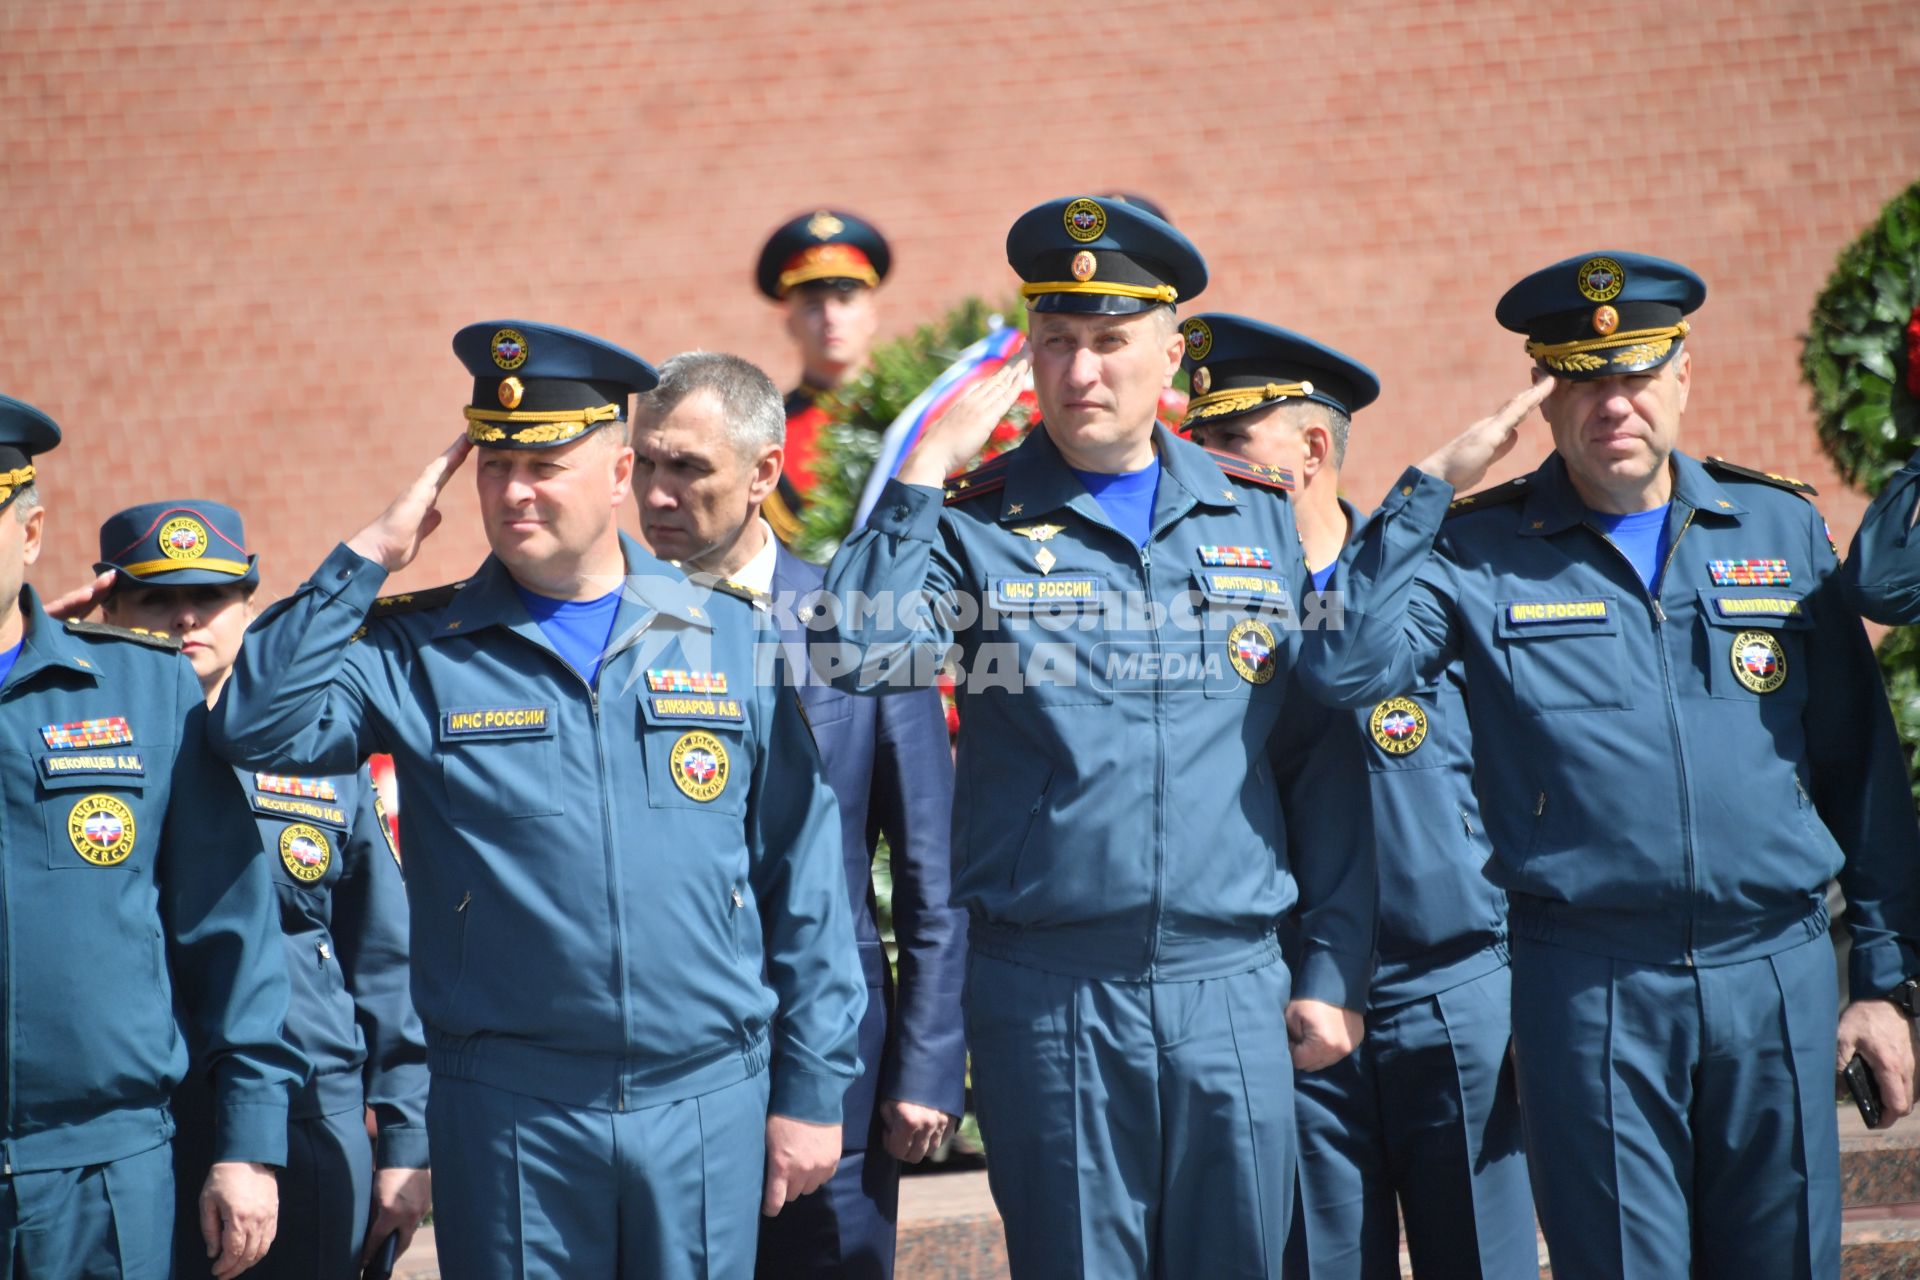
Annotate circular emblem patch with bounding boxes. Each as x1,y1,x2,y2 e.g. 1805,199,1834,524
1369,697,1428,754
1227,618,1278,686
497,375,525,409
1731,630,1787,694
1576,256,1625,303
68,794,136,866
1191,366,1212,395
670,730,730,802
278,823,332,883
159,516,208,561
1182,317,1214,362
1070,250,1097,282
490,327,529,371
1063,198,1107,243
1591,304,1620,336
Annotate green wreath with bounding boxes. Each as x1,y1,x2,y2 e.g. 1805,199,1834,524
1802,176,1920,796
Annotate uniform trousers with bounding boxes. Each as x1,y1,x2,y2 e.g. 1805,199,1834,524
964,949,1295,1280
1,1141,172,1279
428,1068,771,1279
1510,929,1839,1279
1287,963,1536,1280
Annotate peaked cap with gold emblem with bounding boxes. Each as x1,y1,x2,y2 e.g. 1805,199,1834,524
755,208,892,300
96,499,259,588
453,320,658,449
1006,196,1206,316
1496,251,1706,380
1178,314,1379,430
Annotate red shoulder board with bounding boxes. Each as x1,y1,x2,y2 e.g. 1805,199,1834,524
1206,448,1296,493
944,453,1015,505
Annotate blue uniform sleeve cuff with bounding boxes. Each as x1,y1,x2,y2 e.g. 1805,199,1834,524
314,541,392,609
1295,945,1373,1011
1381,466,1454,530
864,480,944,542
1849,939,1919,1001
769,1067,850,1127
375,1123,431,1170
212,1099,291,1168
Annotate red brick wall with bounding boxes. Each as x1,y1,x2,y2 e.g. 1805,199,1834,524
4,0,1918,598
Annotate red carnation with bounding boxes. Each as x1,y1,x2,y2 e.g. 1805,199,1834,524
1906,303,1920,397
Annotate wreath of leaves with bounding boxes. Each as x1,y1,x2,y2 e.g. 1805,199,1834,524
1802,177,1920,797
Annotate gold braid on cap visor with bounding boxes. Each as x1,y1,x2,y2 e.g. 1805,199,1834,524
463,403,622,445
1526,321,1690,374
1182,382,1315,425
1019,281,1179,304
0,464,33,509
117,556,252,578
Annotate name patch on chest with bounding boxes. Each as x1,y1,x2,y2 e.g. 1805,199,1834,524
248,793,349,829
1711,595,1803,620
442,706,553,736
1506,599,1610,625
1196,571,1293,611
41,717,133,749
647,695,746,724
39,752,145,780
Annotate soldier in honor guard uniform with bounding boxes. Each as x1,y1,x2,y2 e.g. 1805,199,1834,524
820,197,1377,1278
1180,317,1537,1279
0,397,303,1278
1840,447,1920,624
627,350,965,1279
1295,253,1920,1278
52,500,433,1275
755,208,891,541
208,323,866,1278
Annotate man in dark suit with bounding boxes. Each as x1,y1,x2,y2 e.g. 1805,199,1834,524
631,350,966,1280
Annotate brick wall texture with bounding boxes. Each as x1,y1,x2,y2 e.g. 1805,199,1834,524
4,0,1919,597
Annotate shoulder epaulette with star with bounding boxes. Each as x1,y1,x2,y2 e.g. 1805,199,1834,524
1703,456,1819,498
1205,448,1296,493
369,581,468,617
1446,475,1533,517
62,618,182,650
944,452,1016,505
705,576,768,610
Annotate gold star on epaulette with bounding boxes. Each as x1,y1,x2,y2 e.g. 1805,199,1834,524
956,478,971,490
1008,503,1024,515
1222,489,1236,501
1716,500,1732,509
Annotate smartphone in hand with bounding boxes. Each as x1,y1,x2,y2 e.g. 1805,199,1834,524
361,1232,399,1280
1845,1052,1884,1129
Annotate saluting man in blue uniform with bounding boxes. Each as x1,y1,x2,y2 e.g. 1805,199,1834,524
820,198,1377,1279
1296,253,1920,1278
0,396,304,1279
1181,316,1537,1280
46,500,433,1275
626,350,966,1280
208,323,866,1279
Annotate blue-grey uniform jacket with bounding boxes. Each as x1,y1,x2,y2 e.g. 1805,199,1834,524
821,425,1376,1001
209,538,865,1125
773,547,966,1144
1840,446,1920,625
237,764,428,1166
1328,503,1506,1011
1300,452,1920,994
3,589,302,1172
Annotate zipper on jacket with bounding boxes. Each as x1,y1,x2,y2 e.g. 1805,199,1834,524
1141,538,1171,974
1589,509,1698,962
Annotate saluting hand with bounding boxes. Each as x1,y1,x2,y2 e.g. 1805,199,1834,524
346,435,472,573
1838,999,1918,1130
762,1113,841,1216
41,568,117,622
199,1160,279,1278
895,348,1032,489
1416,377,1556,495
1286,998,1365,1073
